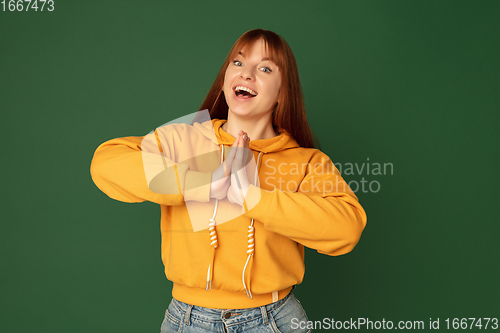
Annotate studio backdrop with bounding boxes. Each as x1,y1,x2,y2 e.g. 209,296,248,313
1,1,499,332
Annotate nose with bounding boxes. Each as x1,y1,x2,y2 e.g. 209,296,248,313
240,67,254,81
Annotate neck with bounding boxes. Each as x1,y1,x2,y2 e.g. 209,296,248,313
223,112,278,140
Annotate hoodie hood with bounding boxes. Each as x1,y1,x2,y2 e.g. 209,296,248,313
194,118,300,153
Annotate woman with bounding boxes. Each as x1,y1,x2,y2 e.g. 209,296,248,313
90,29,367,333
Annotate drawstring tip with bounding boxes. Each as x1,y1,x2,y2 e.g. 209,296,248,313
206,265,212,291
245,288,253,299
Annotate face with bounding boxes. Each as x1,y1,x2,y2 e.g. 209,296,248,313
223,38,281,119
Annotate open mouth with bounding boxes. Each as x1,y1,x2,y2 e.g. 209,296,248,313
234,86,258,99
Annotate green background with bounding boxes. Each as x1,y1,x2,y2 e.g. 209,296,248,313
1,0,499,332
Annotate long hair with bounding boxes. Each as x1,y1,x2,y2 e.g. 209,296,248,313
199,29,318,149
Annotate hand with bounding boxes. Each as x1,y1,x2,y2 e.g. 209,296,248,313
209,131,244,200
227,132,252,206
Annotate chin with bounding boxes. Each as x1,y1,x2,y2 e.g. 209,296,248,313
228,101,276,118
228,107,254,118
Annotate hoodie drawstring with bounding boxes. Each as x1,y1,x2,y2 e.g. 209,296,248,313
205,145,264,299
206,144,224,291
242,151,263,299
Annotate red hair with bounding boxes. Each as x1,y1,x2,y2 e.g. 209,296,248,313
199,29,318,148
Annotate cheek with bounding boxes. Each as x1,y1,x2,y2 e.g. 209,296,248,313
270,80,281,102
223,71,229,89
225,65,239,78
223,71,234,99
223,68,237,90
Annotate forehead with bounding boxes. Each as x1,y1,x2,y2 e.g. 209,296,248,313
240,39,267,53
232,39,275,62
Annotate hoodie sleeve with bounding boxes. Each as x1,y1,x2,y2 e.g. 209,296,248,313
90,126,213,205
242,151,367,256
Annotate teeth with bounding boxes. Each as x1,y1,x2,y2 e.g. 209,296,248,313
235,86,257,96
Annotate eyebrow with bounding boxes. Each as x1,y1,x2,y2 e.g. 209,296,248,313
238,51,270,61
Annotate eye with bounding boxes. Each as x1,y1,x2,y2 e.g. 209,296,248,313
260,66,272,73
233,60,243,66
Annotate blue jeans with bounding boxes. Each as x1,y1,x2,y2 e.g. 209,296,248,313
160,292,312,333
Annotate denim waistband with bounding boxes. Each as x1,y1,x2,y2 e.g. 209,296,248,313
170,290,293,325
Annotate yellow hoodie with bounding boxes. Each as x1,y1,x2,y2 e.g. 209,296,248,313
90,117,367,309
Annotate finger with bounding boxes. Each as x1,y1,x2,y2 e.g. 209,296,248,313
245,137,252,165
240,132,247,147
233,133,245,173
242,133,251,166
233,132,243,146
224,134,241,168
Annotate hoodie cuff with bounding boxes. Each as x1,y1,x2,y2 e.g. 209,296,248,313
241,184,267,215
183,170,212,203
